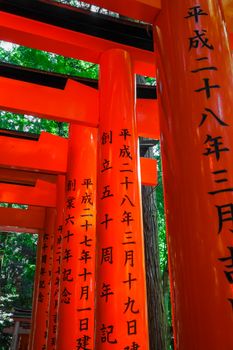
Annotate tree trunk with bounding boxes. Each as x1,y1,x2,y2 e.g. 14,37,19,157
142,178,169,349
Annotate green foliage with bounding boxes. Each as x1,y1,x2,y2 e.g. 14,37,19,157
152,144,167,274
0,111,68,136
0,233,37,305
0,40,99,136
0,232,37,347
0,42,99,79
0,294,15,348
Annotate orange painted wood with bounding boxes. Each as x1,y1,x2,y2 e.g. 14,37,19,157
223,0,233,33
140,158,158,186
96,49,149,349
32,208,55,350
0,137,158,188
47,176,65,350
0,78,98,126
229,32,233,50
0,11,155,76
86,0,161,23
137,98,160,139
0,132,67,173
0,77,160,139
28,233,43,350
0,180,56,207
0,206,45,232
0,168,56,186
154,0,233,348
57,125,97,350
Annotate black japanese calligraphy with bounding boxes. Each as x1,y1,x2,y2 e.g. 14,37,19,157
63,268,73,282
119,128,131,140
80,286,89,300
80,235,92,247
100,214,113,229
101,185,114,200
100,324,117,344
100,283,114,302
79,250,91,263
122,211,134,226
216,203,233,233
67,179,76,192
124,297,139,314
203,135,229,161
124,342,140,350
189,30,213,50
82,178,93,189
78,268,92,282
199,108,229,127
102,131,113,145
120,145,133,160
127,320,137,335
66,196,76,209
79,318,89,331
195,78,220,98
101,247,113,264
123,273,137,290
120,195,135,207
184,5,208,23
124,250,134,267
76,335,91,350
101,159,112,173
61,287,72,304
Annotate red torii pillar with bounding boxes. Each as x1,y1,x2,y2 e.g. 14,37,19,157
28,232,43,350
31,208,56,350
57,124,97,350
95,49,149,349
154,0,233,349
47,176,65,350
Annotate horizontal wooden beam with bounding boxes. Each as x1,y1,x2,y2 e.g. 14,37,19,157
0,10,155,76
85,0,161,23
0,131,68,174
0,180,56,207
0,77,160,139
137,99,159,139
0,206,45,233
0,62,157,98
0,128,158,184
140,158,158,186
0,77,98,127
0,168,56,186
0,0,155,51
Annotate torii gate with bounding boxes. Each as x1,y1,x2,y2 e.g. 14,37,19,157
0,0,233,349
0,126,157,350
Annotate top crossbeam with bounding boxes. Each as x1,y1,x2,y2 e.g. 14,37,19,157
0,0,157,76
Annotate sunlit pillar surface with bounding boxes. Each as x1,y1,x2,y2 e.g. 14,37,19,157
28,233,43,350
95,48,149,349
154,1,233,349
47,176,65,350
56,124,97,350
32,208,55,350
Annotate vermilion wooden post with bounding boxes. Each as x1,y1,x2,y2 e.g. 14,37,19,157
31,208,56,350
47,176,65,350
95,48,149,349
28,233,43,350
56,124,97,350
154,1,233,348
